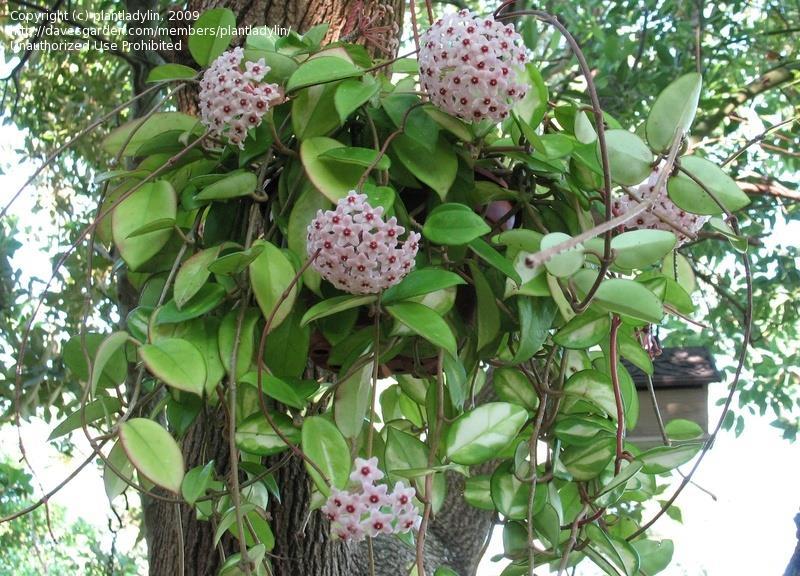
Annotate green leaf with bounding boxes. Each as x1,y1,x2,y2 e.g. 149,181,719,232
638,443,702,474
104,441,133,502
263,307,311,379
195,172,258,201
301,294,376,327
562,437,615,481
423,105,473,141
49,397,122,440
156,284,226,324
509,297,555,365
554,311,611,349
218,308,260,379
602,130,654,186
469,238,522,285
392,134,457,201
646,72,702,152
515,63,548,129
382,268,466,304
464,475,495,510
102,112,200,156
563,370,618,420
445,402,528,465
573,271,664,324
183,318,225,396
112,181,177,270
236,413,300,456
292,79,341,140
668,156,750,215
423,203,491,246
386,302,457,356
585,523,640,576
64,333,128,389
469,262,500,351
490,461,544,520
553,415,615,446
140,338,207,396
335,77,380,123
300,137,364,202
492,367,538,411
90,332,131,395
286,56,362,92
596,460,643,499
632,539,673,575
182,461,215,505
319,146,390,170
146,63,197,83
540,232,585,278
575,110,597,144
664,418,704,441
119,418,185,493
240,372,308,409
174,247,222,308
125,218,176,238
301,416,351,495
249,240,298,332
208,245,265,276
611,229,677,270
189,8,236,66
334,364,372,438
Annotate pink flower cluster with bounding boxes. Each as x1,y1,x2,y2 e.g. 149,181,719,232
198,47,283,149
613,163,708,245
419,9,529,122
307,192,420,294
322,457,421,542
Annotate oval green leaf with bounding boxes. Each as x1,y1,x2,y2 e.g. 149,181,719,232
646,72,702,152
119,418,185,493
140,338,207,396
445,402,528,465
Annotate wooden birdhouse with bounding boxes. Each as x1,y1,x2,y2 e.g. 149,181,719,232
626,347,720,447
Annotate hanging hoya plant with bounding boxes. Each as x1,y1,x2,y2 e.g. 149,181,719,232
2,2,772,576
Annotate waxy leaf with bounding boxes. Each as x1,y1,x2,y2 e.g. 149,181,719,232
563,370,618,420
386,301,457,356
286,56,362,92
49,397,122,440
423,203,491,246
195,172,257,201
382,268,465,304
112,181,177,270
104,441,134,502
119,418,185,493
646,72,702,152
554,311,611,349
611,229,677,270
445,402,528,465
140,338,207,396
146,63,198,83
639,442,702,474
301,294,376,326
335,77,380,123
301,416,350,495
562,436,615,481
300,137,364,202
236,413,300,456
602,129,654,185
540,232,585,278
668,156,750,215
189,9,236,66
249,240,297,332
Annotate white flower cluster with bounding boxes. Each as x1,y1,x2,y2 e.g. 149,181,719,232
307,192,420,294
613,163,708,245
322,457,421,542
198,47,283,149
419,9,529,122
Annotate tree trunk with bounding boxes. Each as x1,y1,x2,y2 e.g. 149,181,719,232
138,1,497,574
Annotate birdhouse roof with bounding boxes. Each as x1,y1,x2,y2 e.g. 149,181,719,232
625,346,720,390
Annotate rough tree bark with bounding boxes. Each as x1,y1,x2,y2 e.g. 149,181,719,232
135,2,498,575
